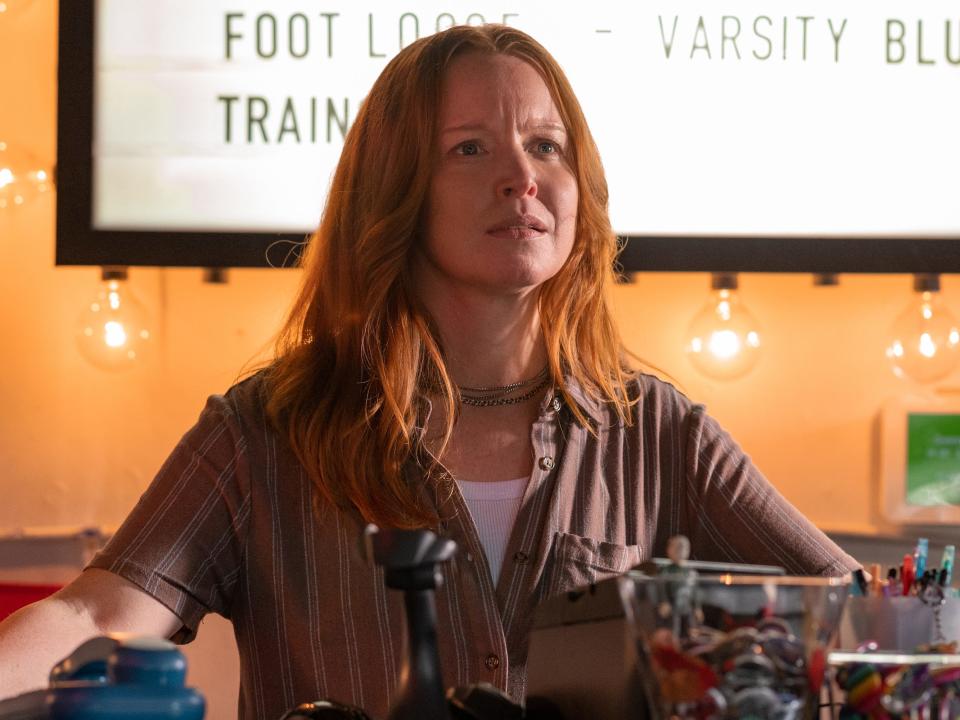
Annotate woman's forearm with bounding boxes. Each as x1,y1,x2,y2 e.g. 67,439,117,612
0,569,182,700
0,594,101,699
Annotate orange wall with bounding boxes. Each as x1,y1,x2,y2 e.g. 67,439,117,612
3,1,959,539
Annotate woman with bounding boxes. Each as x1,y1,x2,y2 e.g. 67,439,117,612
0,24,857,718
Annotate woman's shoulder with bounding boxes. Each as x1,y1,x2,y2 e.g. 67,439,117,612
201,368,272,426
562,370,702,433
626,371,702,424
182,370,288,468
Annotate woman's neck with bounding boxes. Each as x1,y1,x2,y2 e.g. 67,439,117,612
419,285,547,388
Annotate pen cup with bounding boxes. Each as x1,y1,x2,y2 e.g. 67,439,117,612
840,596,960,651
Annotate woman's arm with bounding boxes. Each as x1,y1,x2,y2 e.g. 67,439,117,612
0,568,181,699
683,405,859,575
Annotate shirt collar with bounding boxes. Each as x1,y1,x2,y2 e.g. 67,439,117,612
543,373,607,426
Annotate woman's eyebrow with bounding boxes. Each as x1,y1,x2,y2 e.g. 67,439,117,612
439,121,566,136
439,123,488,137
526,121,566,133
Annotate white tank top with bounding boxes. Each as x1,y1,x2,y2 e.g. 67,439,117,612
457,476,530,585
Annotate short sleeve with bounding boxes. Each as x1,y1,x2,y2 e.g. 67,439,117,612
86,392,252,643
683,404,858,576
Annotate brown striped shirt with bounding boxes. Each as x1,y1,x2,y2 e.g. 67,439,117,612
88,372,857,719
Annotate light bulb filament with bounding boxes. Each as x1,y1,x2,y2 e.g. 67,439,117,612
103,321,128,348
708,329,741,360
716,300,731,321
919,332,937,358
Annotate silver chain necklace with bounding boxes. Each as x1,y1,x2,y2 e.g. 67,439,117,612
459,365,550,407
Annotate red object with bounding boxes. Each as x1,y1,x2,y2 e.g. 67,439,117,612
807,646,827,694
651,643,719,692
901,554,915,596
0,582,63,621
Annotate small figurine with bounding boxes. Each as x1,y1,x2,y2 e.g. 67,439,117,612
658,535,699,640
665,535,691,570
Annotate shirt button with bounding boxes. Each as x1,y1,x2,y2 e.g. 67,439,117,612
514,551,529,564
538,456,555,471
551,397,562,412
484,654,501,671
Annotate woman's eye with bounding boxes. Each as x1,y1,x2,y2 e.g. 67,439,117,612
535,140,560,155
455,141,482,156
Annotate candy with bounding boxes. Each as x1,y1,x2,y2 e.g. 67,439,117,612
730,685,781,717
724,652,777,691
650,641,719,703
880,664,933,715
835,657,960,719
844,667,883,710
648,621,812,718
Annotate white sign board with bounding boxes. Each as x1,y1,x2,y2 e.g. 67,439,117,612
93,0,960,237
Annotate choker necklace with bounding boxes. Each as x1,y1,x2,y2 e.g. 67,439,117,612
459,365,550,407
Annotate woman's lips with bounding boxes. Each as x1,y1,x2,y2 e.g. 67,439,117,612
486,214,548,240
486,226,546,240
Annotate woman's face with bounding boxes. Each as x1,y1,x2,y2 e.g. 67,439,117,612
418,53,578,296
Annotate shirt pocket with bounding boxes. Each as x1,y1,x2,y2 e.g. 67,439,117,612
545,531,644,597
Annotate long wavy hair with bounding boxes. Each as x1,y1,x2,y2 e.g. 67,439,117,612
266,24,633,528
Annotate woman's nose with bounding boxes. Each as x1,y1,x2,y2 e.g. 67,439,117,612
496,149,537,199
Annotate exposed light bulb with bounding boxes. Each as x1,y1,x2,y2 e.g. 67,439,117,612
75,268,153,372
885,275,960,383
686,273,763,380
0,141,53,210
0,0,34,17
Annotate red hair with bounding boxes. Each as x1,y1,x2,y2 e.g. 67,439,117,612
266,25,632,528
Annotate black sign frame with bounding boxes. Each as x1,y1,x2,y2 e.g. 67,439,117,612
56,1,960,272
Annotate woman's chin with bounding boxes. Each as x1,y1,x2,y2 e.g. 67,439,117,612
476,256,566,292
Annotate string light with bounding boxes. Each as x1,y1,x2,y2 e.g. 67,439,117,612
0,141,52,210
885,274,960,383
75,267,154,372
685,273,763,380
0,0,35,17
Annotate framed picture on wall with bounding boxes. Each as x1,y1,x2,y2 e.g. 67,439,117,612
881,396,960,525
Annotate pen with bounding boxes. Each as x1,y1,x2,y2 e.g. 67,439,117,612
852,569,868,596
942,545,955,586
902,554,915,597
868,563,882,596
915,537,929,577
